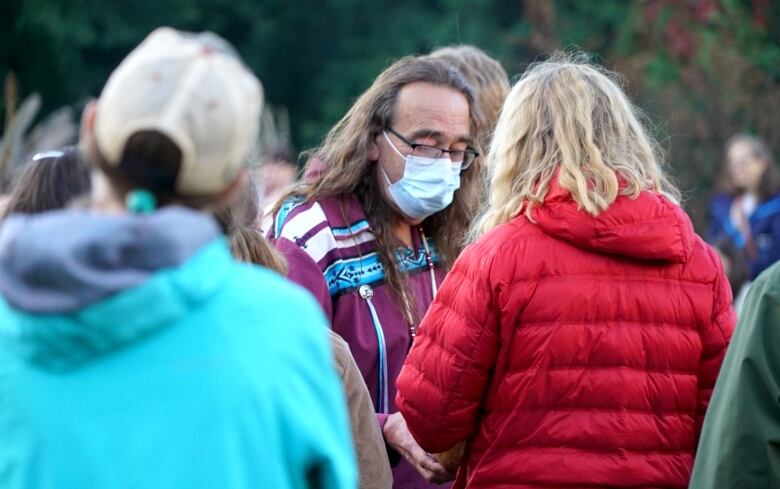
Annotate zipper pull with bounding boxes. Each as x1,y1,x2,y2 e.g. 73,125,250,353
359,284,374,300
359,283,390,414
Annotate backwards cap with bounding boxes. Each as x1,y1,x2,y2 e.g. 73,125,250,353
94,27,263,195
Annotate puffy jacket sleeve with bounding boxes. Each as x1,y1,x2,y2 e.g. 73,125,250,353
395,241,502,454
690,264,780,488
696,248,736,436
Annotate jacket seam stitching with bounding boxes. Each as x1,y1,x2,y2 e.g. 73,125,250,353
518,319,699,330
490,406,697,416
504,365,698,376
506,445,695,455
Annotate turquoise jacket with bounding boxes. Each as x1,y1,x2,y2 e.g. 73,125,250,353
0,208,356,489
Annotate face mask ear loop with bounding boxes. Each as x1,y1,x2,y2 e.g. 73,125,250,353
381,131,407,187
378,159,394,188
383,131,407,159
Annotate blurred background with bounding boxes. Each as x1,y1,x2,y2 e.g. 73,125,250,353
1,0,778,230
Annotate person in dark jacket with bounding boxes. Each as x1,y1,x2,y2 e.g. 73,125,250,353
707,133,780,282
690,260,780,488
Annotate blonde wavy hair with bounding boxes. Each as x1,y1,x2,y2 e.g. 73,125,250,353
472,52,679,239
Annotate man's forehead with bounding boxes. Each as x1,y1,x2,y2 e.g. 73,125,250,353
393,82,470,133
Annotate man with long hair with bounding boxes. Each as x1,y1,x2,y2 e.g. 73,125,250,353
265,56,483,488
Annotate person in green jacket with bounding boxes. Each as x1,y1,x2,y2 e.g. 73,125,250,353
690,258,780,488
0,27,356,489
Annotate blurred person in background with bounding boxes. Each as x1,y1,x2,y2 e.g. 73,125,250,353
0,27,355,489
217,176,393,489
257,146,298,209
707,134,780,291
396,53,734,489
1,147,91,218
428,45,509,153
265,55,484,488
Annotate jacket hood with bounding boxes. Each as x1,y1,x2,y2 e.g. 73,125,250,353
531,178,695,263
0,208,229,370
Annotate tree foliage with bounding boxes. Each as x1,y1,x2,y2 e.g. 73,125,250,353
1,0,778,227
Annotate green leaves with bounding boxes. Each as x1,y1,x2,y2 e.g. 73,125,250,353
1,0,777,230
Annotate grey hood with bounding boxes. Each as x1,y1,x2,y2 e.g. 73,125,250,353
0,207,221,314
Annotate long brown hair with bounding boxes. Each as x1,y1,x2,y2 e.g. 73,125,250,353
88,130,217,210
3,147,91,218
274,56,484,324
216,176,288,274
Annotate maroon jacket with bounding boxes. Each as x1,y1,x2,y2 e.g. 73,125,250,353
265,193,448,489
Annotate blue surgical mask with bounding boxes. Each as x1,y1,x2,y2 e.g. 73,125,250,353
381,131,461,220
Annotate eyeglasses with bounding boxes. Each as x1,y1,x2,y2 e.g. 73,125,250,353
386,127,479,170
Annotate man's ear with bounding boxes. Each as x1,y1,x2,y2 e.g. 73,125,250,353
368,132,380,162
78,100,104,169
79,100,98,144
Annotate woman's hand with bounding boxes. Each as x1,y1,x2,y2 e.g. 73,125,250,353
383,412,454,483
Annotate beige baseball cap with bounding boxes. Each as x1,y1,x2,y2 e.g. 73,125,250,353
94,27,263,196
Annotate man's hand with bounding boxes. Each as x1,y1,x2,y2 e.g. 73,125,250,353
383,412,454,483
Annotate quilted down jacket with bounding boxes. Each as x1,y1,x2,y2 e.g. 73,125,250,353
396,180,735,489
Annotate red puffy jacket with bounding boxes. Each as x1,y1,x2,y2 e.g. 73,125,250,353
396,181,735,489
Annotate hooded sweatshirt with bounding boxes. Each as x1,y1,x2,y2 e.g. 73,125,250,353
397,179,735,489
0,208,356,489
